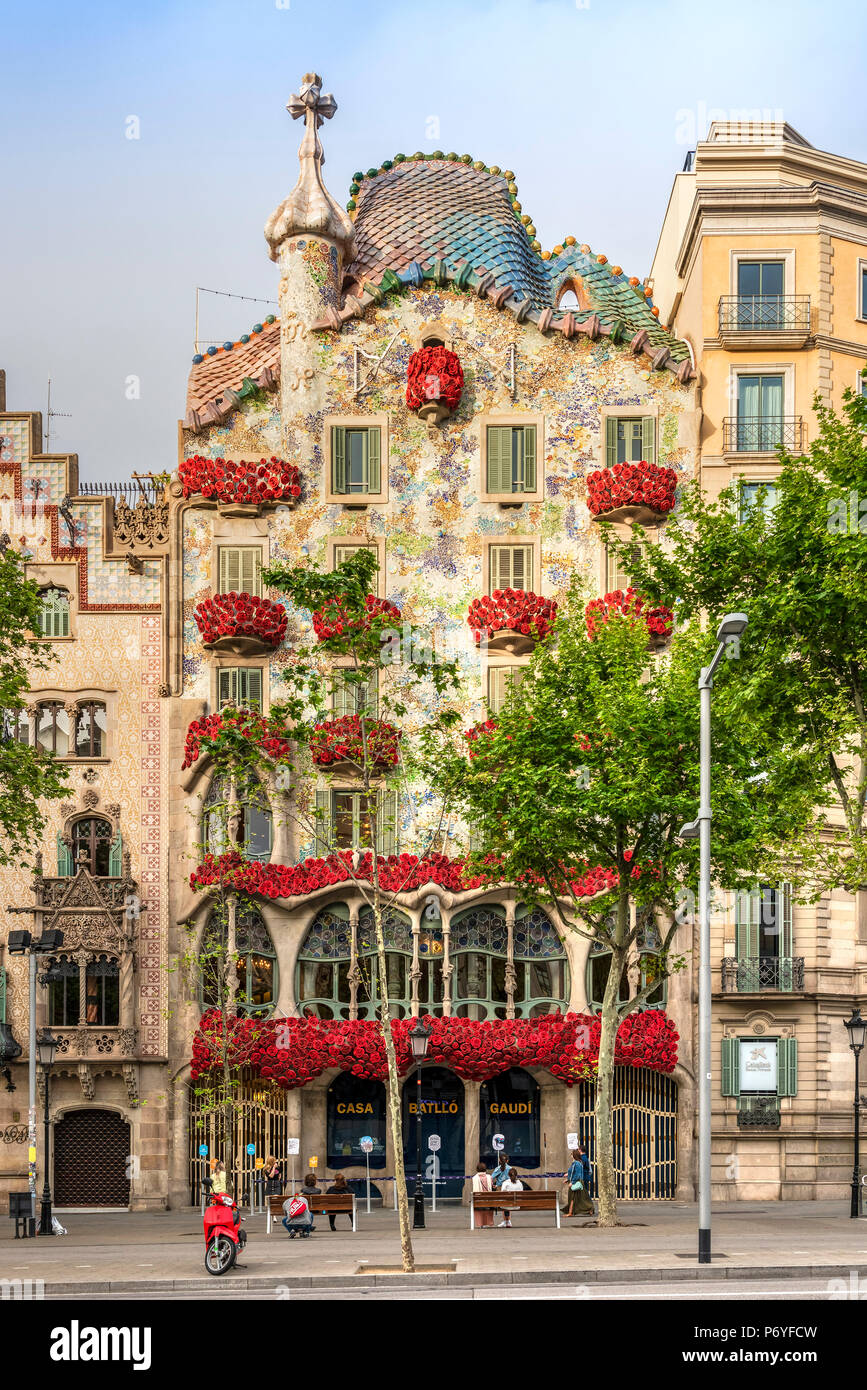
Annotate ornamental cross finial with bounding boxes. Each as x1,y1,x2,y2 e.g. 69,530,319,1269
286,72,337,129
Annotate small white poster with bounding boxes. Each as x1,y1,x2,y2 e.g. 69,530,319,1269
739,1039,778,1092
286,1138,300,1155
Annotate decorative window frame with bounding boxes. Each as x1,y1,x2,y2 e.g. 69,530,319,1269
481,533,540,596
479,413,545,505
29,688,117,762
212,543,266,598
26,563,79,642
323,414,390,507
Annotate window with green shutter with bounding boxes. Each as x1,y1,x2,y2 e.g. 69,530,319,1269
605,417,655,468
327,788,398,855
218,547,262,597
38,588,70,638
485,426,538,495
777,1037,798,1096
57,832,74,877
217,667,264,711
489,545,533,594
605,541,645,593
331,427,382,495
720,1037,740,1096
333,670,378,718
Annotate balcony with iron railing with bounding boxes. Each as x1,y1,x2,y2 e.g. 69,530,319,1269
721,956,805,992
737,1095,781,1129
722,416,805,455
719,295,811,346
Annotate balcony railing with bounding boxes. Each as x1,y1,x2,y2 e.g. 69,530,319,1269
737,1095,781,1129
719,295,811,334
722,417,805,454
721,956,804,992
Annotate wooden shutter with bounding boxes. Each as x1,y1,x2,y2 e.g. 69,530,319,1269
486,427,512,494
57,833,73,878
605,418,618,470
489,666,522,713
332,427,346,494
490,546,532,594
720,1037,739,1096
735,888,760,960
218,668,235,707
238,668,262,709
108,834,123,878
366,428,381,494
778,882,793,991
641,416,656,465
314,788,331,854
778,1038,798,1096
521,427,536,492
241,549,260,596
376,788,399,857
218,548,239,593
219,549,260,596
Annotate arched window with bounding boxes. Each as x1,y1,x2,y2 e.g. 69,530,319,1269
586,942,631,1011
296,904,353,1019
75,702,107,757
295,905,415,1019
70,816,120,876
201,904,277,1017
36,702,71,755
356,907,413,1019
203,772,272,863
85,955,120,1025
557,289,581,310
451,905,509,1020
38,588,70,638
46,956,80,1026
513,905,570,1017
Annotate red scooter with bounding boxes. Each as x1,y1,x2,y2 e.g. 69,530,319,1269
202,1182,247,1275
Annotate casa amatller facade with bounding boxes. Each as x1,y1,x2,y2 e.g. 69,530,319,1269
0,81,864,1212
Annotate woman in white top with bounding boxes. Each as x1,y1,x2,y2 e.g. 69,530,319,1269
498,1166,523,1227
472,1161,494,1227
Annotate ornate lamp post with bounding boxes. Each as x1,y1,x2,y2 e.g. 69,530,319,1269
844,1009,867,1218
408,1018,432,1230
36,1028,58,1236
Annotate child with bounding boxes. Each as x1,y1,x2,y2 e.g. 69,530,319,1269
498,1166,523,1227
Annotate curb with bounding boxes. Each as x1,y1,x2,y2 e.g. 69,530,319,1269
40,1262,867,1296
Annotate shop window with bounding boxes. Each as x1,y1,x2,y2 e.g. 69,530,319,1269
36,702,71,756
70,816,120,876
479,1068,541,1167
85,956,120,1025
217,667,264,711
218,547,262,597
75,702,107,757
38,588,70,638
327,1075,387,1169
203,772,272,863
605,417,655,467
201,904,276,1017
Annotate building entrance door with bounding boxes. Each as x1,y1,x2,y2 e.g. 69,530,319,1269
402,1066,465,1198
54,1109,131,1208
576,1067,678,1199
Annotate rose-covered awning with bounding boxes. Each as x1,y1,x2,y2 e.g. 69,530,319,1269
180,454,301,510
190,1009,679,1088
193,592,288,654
586,461,677,522
467,589,557,655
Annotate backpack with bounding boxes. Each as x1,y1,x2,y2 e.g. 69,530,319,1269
287,1194,309,1219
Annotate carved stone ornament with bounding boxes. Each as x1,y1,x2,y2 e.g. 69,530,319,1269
118,1028,138,1057
113,495,169,552
82,789,99,809
122,1063,139,1106
78,1064,95,1101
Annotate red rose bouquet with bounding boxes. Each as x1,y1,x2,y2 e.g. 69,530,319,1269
193,592,288,647
406,346,464,412
179,454,301,505
586,460,677,517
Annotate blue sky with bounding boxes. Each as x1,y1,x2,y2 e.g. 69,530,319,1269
2,0,866,481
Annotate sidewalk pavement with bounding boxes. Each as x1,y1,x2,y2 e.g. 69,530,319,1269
4,1200,867,1295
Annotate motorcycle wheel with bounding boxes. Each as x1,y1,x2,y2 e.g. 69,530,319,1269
205,1235,236,1275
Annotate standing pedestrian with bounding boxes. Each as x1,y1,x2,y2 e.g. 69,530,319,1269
498,1167,523,1227
263,1155,283,1196
563,1147,594,1217
472,1161,494,1227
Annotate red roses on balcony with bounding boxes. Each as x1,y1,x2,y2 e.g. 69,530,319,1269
310,715,401,769
191,1009,679,1088
585,587,674,644
468,590,557,648
312,593,401,643
586,461,677,518
194,592,288,649
405,345,464,414
179,454,301,506
181,710,293,771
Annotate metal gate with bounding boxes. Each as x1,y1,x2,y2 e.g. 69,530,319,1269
577,1067,678,1199
54,1109,131,1207
188,1068,290,1204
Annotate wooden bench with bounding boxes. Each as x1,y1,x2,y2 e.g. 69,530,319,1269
470,1189,561,1229
266,1192,357,1233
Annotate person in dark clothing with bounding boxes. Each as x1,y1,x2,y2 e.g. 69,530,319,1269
300,1171,320,1231
563,1146,594,1216
326,1172,353,1231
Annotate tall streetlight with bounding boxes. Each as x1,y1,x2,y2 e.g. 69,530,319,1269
844,1009,867,1218
680,611,749,1265
7,923,64,1229
408,1017,432,1230
36,1028,58,1236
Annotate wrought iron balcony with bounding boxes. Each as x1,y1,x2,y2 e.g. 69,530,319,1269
721,956,804,992
719,295,811,334
737,1095,781,1129
722,417,805,454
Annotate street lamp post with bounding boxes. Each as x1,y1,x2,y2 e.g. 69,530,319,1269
408,1018,432,1231
7,923,64,1231
36,1028,58,1236
844,1009,867,1218
680,612,748,1266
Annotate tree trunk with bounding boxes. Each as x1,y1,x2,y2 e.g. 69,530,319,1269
372,899,415,1273
595,892,630,1227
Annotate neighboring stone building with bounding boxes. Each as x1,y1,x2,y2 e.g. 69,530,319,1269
649,122,867,1199
0,377,169,1211
165,75,699,1208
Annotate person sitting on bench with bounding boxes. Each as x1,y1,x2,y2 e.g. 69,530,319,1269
325,1173,353,1230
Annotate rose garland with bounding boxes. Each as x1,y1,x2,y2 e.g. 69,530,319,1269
585,587,674,641
179,454,301,505
405,345,464,412
586,461,677,517
467,590,557,645
189,848,621,901
312,593,402,643
181,709,294,771
194,592,288,648
191,1008,679,1088
310,715,401,768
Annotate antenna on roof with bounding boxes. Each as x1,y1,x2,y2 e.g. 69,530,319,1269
45,379,72,454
